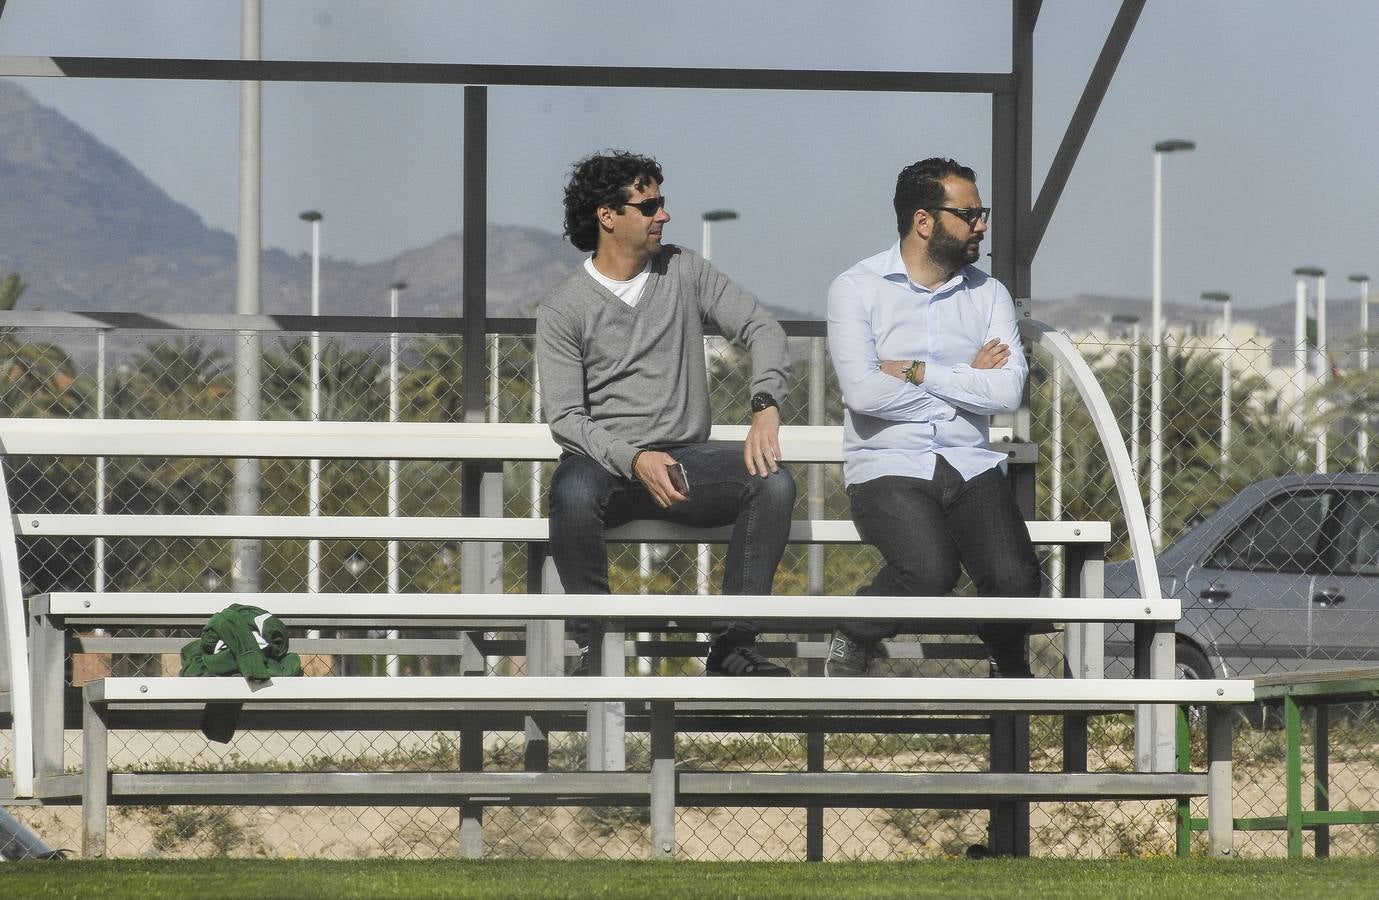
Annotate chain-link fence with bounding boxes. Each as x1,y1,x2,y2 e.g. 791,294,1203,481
3,314,1378,860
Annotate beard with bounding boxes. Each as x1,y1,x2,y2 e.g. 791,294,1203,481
927,219,981,274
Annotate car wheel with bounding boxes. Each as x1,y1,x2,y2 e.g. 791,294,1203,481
1175,642,1214,680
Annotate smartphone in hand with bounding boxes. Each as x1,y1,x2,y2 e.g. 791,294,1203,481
667,461,690,497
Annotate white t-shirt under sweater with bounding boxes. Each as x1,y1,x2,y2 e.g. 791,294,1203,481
583,257,650,307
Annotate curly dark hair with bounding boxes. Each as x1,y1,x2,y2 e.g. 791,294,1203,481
562,151,665,252
893,157,978,237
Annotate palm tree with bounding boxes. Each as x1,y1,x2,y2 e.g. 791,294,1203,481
400,336,464,423
1034,343,1297,558
261,337,387,422
0,271,26,311
122,337,231,419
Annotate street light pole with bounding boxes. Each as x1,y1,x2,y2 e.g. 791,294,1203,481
300,211,323,596
701,209,738,262
697,209,740,597
1112,314,1141,473
386,281,407,677
1202,292,1231,480
1315,271,1329,473
1294,267,1325,472
1352,273,1372,468
1149,139,1194,548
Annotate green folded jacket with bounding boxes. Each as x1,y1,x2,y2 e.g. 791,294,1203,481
180,603,303,679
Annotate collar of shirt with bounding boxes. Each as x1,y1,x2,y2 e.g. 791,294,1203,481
869,240,969,297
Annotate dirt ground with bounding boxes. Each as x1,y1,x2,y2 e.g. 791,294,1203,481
6,721,1378,860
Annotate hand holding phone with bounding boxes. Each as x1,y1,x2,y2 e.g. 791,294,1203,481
667,461,690,498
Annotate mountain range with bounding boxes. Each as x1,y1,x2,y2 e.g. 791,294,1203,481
0,78,1362,341
0,79,583,321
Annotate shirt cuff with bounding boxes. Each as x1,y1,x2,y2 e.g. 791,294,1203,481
922,362,956,394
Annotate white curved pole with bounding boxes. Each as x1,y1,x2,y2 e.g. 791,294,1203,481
1022,319,1162,602
0,459,34,797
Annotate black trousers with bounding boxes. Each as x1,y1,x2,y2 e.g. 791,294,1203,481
844,456,1042,665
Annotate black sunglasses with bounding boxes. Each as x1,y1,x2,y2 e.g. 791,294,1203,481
619,196,667,217
929,206,990,228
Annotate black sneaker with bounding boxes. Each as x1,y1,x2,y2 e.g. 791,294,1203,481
705,644,792,677
824,630,886,677
988,649,1033,678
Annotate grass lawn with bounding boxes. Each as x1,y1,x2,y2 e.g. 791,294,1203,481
4,858,1379,899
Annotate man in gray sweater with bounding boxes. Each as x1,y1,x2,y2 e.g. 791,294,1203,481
537,150,796,677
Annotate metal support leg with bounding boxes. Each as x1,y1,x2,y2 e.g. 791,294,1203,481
30,606,66,787
649,700,676,859
1315,703,1330,857
1134,621,1176,771
523,618,551,772
80,686,108,859
988,712,1029,856
1205,704,1234,858
586,622,626,773
1175,704,1192,857
1062,543,1102,774
806,727,825,861
457,631,485,858
1285,694,1303,858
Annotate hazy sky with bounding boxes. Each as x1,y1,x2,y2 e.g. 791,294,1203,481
0,1,1375,317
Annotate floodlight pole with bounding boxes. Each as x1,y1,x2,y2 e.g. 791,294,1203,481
1113,314,1141,473
231,0,263,592
1353,274,1372,468
1149,139,1194,548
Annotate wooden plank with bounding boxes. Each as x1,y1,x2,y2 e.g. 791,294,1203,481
1254,666,1379,691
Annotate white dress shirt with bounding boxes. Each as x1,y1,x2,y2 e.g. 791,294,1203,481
827,240,1026,486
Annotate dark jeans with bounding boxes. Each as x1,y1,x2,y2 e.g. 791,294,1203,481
549,442,796,648
844,456,1041,663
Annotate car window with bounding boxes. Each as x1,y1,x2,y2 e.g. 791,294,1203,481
1206,489,1334,574
1337,491,1379,576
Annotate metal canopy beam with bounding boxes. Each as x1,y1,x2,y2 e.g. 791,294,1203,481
0,55,1011,93
1023,0,1146,265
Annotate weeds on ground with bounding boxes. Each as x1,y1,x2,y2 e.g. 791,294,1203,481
118,806,264,858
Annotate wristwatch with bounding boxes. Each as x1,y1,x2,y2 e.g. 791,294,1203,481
750,391,779,414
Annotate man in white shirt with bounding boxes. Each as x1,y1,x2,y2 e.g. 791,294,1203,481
825,157,1040,678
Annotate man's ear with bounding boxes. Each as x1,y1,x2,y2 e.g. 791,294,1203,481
912,208,931,240
596,205,616,230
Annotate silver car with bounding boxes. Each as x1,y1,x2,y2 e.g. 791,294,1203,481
1104,474,1379,679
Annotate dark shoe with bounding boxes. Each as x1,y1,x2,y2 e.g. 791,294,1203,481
825,630,886,677
989,648,1033,678
705,644,791,677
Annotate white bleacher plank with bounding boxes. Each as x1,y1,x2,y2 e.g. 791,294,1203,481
0,418,1014,464
42,591,1179,622
18,514,1109,545
89,674,1254,705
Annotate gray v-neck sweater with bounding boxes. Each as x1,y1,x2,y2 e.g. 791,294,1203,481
537,244,789,479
